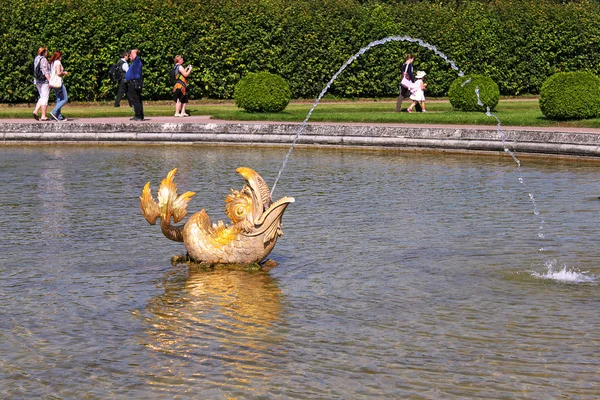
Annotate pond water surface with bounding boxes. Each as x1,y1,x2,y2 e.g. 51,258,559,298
1,145,599,399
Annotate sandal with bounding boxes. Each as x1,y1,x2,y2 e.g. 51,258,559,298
32,112,39,121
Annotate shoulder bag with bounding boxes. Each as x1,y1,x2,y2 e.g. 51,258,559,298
49,62,63,88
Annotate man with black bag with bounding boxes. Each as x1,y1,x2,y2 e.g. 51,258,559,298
113,51,130,107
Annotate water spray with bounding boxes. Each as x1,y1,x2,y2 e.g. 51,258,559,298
474,87,546,250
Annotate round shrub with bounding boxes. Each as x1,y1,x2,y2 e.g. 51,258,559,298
539,72,600,120
448,74,500,112
234,72,291,113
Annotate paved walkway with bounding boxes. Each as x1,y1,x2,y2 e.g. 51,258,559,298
2,116,600,158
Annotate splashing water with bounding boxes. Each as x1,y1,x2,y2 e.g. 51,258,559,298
270,35,464,196
529,259,598,283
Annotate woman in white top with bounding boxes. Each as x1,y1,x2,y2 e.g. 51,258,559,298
48,51,69,121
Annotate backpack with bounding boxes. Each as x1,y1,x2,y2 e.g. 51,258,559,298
34,56,45,81
109,59,126,82
169,64,180,86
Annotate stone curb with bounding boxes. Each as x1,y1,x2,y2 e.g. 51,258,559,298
2,121,600,157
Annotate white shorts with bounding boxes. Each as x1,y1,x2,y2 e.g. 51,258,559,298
36,82,50,106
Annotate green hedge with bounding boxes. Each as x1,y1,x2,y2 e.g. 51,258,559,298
234,72,291,113
539,72,600,120
1,0,600,103
448,74,500,112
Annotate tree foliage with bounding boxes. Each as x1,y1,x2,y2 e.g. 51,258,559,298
1,0,599,102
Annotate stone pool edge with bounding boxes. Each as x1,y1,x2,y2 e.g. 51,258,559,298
2,120,600,158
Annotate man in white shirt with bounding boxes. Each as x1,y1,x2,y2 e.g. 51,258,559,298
114,51,130,107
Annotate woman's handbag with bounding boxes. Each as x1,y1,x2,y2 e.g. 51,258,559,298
49,65,62,88
400,63,412,89
401,77,412,89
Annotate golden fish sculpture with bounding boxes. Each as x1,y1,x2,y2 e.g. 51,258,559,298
140,167,294,266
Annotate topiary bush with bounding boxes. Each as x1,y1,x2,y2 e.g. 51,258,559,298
234,72,291,113
448,74,500,112
539,72,600,120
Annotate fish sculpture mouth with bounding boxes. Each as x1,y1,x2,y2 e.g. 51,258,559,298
140,167,294,266
235,167,294,243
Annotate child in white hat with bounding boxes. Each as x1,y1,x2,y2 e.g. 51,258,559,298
407,70,427,113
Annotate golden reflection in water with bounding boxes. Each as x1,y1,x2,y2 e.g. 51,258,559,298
185,267,284,329
142,267,285,389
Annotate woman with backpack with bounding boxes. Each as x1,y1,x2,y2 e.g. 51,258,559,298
33,47,51,121
172,55,193,117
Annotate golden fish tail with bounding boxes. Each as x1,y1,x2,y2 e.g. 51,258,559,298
140,168,196,242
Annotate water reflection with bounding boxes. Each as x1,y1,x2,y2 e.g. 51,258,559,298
37,150,70,249
142,267,285,392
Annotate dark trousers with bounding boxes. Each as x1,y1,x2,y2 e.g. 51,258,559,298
127,82,144,119
114,80,129,107
395,86,411,112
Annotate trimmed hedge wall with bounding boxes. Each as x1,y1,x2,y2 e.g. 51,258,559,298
2,0,600,103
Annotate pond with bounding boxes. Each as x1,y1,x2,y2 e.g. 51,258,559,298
1,144,599,398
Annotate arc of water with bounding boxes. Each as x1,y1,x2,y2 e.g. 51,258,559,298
270,35,465,196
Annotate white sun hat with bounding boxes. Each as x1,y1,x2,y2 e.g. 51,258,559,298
415,71,427,79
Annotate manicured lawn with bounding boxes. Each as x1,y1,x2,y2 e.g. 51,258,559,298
3,98,600,129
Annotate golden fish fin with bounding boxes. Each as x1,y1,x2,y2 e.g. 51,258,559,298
254,172,272,209
194,210,214,233
211,222,239,246
236,167,272,213
172,191,196,223
212,220,226,238
140,182,160,225
263,221,282,245
157,168,178,220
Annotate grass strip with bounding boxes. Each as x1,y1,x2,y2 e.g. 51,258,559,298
2,99,600,129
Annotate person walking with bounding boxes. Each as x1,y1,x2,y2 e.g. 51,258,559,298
48,51,69,121
395,54,415,113
172,55,192,117
407,71,427,113
125,49,144,121
32,47,51,121
114,51,130,107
